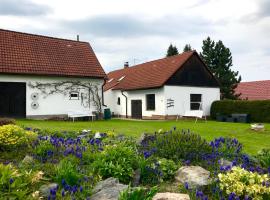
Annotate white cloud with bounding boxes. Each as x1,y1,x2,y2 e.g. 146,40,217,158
0,0,269,81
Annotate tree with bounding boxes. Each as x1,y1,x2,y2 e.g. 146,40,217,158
166,44,179,57
200,37,241,99
183,44,192,52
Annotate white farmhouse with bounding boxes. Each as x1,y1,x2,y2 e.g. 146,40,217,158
104,51,220,119
0,29,106,119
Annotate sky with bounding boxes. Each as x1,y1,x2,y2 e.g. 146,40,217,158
0,0,269,81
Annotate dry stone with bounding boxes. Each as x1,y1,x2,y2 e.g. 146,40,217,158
153,192,190,200
175,166,210,188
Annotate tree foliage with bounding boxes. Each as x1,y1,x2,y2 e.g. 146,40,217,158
166,44,179,57
200,37,241,99
183,44,192,52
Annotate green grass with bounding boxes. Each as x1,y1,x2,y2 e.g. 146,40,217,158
17,119,270,155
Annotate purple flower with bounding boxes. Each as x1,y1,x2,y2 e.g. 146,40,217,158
9,178,14,184
61,189,65,197
143,151,151,159
184,182,189,190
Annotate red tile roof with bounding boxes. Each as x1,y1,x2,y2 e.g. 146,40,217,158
0,29,106,78
235,80,270,100
104,51,197,91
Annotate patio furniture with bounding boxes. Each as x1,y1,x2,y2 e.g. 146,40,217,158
67,110,95,122
183,110,206,123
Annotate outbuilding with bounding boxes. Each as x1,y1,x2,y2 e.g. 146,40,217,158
104,51,220,119
0,29,106,118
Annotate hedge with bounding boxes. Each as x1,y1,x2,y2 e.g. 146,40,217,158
210,100,270,122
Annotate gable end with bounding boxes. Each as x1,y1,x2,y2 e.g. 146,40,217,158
165,53,220,87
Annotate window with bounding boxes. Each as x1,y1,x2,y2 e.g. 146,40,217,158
146,94,155,110
190,94,202,110
117,97,121,105
69,92,79,100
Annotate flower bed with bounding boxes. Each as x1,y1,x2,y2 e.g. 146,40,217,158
0,126,269,199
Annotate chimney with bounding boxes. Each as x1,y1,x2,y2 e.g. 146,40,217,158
77,35,80,41
124,62,129,68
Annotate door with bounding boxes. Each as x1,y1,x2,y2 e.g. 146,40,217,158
0,82,26,118
131,100,142,119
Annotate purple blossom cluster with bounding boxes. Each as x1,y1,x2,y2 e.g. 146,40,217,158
34,134,103,163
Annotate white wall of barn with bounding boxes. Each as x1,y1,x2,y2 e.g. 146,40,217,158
0,74,104,117
164,85,220,116
104,88,165,117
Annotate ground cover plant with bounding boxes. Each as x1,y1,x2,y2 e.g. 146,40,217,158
0,120,269,199
17,119,270,154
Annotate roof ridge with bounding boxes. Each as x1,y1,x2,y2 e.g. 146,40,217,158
240,80,270,84
108,50,195,74
0,28,88,44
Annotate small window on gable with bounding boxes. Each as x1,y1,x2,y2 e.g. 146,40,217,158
190,94,202,110
70,92,79,100
117,97,121,105
146,94,155,110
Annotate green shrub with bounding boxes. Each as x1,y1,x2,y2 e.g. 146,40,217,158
54,156,83,186
0,118,15,126
0,163,30,199
145,130,212,163
119,186,158,200
33,140,56,162
0,125,37,150
256,149,270,168
92,144,139,184
158,158,178,181
210,100,270,122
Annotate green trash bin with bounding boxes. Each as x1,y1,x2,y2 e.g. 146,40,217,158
104,108,111,120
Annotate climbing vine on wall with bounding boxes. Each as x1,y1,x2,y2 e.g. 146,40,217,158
28,81,102,113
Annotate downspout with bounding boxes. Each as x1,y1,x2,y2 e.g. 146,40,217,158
102,78,107,107
121,90,128,118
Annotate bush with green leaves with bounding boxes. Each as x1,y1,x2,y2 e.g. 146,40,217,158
119,186,158,200
210,100,270,122
256,149,270,169
54,156,83,186
0,124,37,151
33,140,56,162
141,130,212,163
92,144,139,184
158,158,178,181
0,163,30,199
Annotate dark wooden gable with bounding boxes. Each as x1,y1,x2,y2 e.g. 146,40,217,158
165,53,219,87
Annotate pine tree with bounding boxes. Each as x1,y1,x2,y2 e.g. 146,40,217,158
200,37,241,99
183,44,192,52
166,44,179,57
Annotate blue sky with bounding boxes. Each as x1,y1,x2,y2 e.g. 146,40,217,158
0,0,269,81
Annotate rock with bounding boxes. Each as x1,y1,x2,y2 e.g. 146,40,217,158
132,169,141,186
21,155,34,165
91,178,128,200
219,158,232,166
175,166,210,188
153,193,190,200
39,183,58,198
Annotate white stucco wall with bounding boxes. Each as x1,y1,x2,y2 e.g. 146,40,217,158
0,74,104,117
104,88,165,117
164,85,220,116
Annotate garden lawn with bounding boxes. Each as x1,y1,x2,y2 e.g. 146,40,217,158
17,119,270,155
